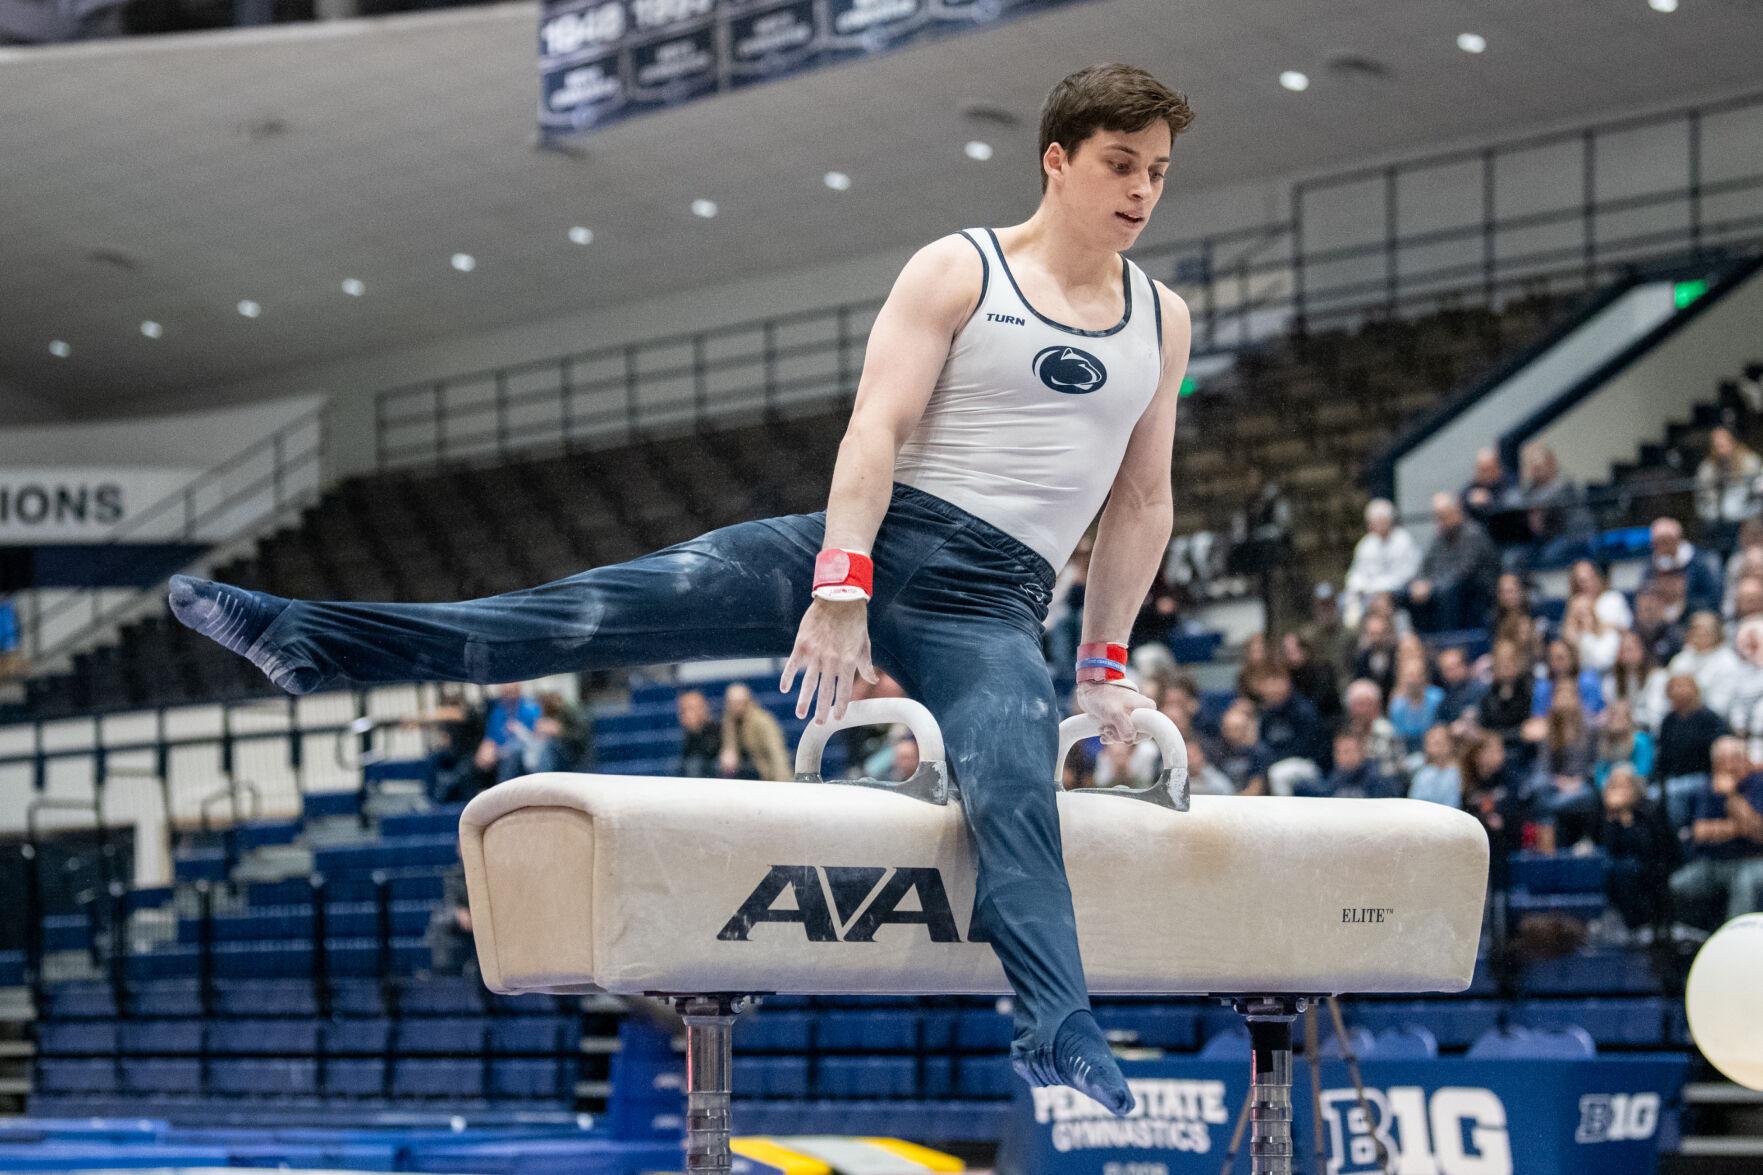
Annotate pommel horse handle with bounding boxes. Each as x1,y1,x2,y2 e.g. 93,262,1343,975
1058,707,1192,812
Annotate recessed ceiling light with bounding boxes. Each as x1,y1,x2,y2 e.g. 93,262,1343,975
964,141,994,161
1456,32,1487,53
823,171,852,191
341,278,365,296
1280,70,1310,92
451,253,476,272
1648,0,1677,11
691,199,719,218
141,320,163,339
568,226,594,245
238,300,262,318
48,340,71,358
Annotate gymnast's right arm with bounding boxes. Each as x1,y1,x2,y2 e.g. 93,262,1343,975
781,236,983,725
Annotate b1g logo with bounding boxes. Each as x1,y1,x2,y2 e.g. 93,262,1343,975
1320,1086,1512,1174
1576,1092,1660,1143
1033,346,1108,394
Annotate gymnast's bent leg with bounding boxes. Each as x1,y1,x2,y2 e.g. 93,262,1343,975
876,611,1134,1116
168,515,822,693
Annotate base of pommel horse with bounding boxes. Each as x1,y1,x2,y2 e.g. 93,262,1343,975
663,991,1315,1175
459,700,1489,1175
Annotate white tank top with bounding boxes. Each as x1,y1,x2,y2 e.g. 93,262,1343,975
893,227,1165,569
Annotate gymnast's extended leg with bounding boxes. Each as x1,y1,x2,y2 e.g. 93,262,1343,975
168,515,822,693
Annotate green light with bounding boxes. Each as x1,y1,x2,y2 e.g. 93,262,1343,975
1180,376,1198,397
1674,279,1709,309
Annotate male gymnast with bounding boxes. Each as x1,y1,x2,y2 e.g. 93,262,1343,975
171,62,1195,1115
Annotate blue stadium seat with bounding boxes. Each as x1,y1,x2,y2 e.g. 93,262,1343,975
1365,1026,1438,1059
209,1019,322,1054
919,1010,957,1050
392,1058,484,1099
233,819,303,851
394,1017,486,1054
817,1056,915,1099
0,949,22,986
489,1017,569,1053
323,1057,386,1098
954,1056,1013,1099
733,1056,811,1099
208,1058,320,1097
129,980,203,1017
121,1057,202,1094
36,1058,118,1094
212,941,315,979
302,790,363,820
1350,1000,1502,1049
43,982,116,1019
1518,998,1667,1047
1467,1025,1596,1059
212,978,321,1017
120,1020,202,1054
1199,1027,1249,1060
733,1011,813,1053
40,914,92,951
921,1055,954,1099
489,1057,565,1100
327,980,384,1017
1094,1004,1202,1051
1510,851,1608,894
399,977,484,1014
816,1010,916,1051
1317,1026,1377,1060
323,1018,392,1054
37,1021,117,1055
1522,948,1660,995
954,1009,1011,1051
379,806,467,838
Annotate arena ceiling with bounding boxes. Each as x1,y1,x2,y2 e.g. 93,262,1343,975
1,0,1760,422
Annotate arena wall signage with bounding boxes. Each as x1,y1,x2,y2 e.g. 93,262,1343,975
538,0,1100,138
0,468,201,543
1008,1056,1688,1175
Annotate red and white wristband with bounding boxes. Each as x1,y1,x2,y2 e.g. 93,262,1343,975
1076,641,1135,688
812,548,874,602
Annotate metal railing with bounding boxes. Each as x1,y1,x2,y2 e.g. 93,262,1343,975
375,90,1763,472
2,408,327,675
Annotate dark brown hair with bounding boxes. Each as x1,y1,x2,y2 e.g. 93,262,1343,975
1038,64,1195,192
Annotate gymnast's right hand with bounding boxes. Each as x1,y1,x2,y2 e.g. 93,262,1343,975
782,598,879,725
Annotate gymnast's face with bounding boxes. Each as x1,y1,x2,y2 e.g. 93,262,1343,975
1045,124,1171,246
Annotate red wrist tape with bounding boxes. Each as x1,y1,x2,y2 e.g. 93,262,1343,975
812,548,873,602
1076,640,1129,683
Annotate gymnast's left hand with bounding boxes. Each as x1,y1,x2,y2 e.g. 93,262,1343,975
1075,680,1155,744
782,598,880,725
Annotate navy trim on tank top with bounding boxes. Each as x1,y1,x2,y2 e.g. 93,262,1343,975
955,230,989,332
983,227,1132,338
1145,261,1163,363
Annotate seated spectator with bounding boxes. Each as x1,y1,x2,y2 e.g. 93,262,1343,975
1254,664,1326,767
885,734,921,783
1183,735,1236,797
505,690,592,775
1669,736,1763,930
425,866,476,978
1281,631,1342,725
1464,446,1525,543
1343,498,1420,625
1351,609,1399,699
1514,442,1594,567
1641,516,1722,621
1342,677,1402,774
1434,646,1487,725
1314,732,1401,799
719,683,791,781
1387,657,1443,753
1694,425,1762,548
676,689,721,777
1524,688,1600,850
1721,520,1763,614
1653,675,1727,829
1606,629,1670,733
1461,732,1530,880
1301,582,1353,679
1732,575,1763,631
1477,638,1535,737
1726,616,1763,755
1212,701,1274,796
402,685,489,804
1667,611,1746,716
1596,764,1680,940
1595,699,1656,788
1406,492,1500,633
1533,637,1606,718
838,670,907,767
1094,737,1152,790
1562,596,1621,675
1408,725,1462,807
478,681,543,784
1235,632,1278,703
1568,559,1634,631
1633,587,1687,665
1131,569,1186,649
1044,535,1091,693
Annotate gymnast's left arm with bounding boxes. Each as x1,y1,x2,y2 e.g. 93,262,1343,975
1076,283,1192,743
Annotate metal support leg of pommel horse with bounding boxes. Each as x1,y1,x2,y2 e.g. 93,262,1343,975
1232,995,1311,1175
674,995,745,1174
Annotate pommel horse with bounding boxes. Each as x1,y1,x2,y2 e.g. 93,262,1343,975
459,699,1489,1175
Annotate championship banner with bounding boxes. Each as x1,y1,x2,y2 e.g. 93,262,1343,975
539,0,1100,139
0,467,202,543
1006,1055,1689,1175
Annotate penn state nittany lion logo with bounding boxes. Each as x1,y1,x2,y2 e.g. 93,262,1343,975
1032,345,1108,395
